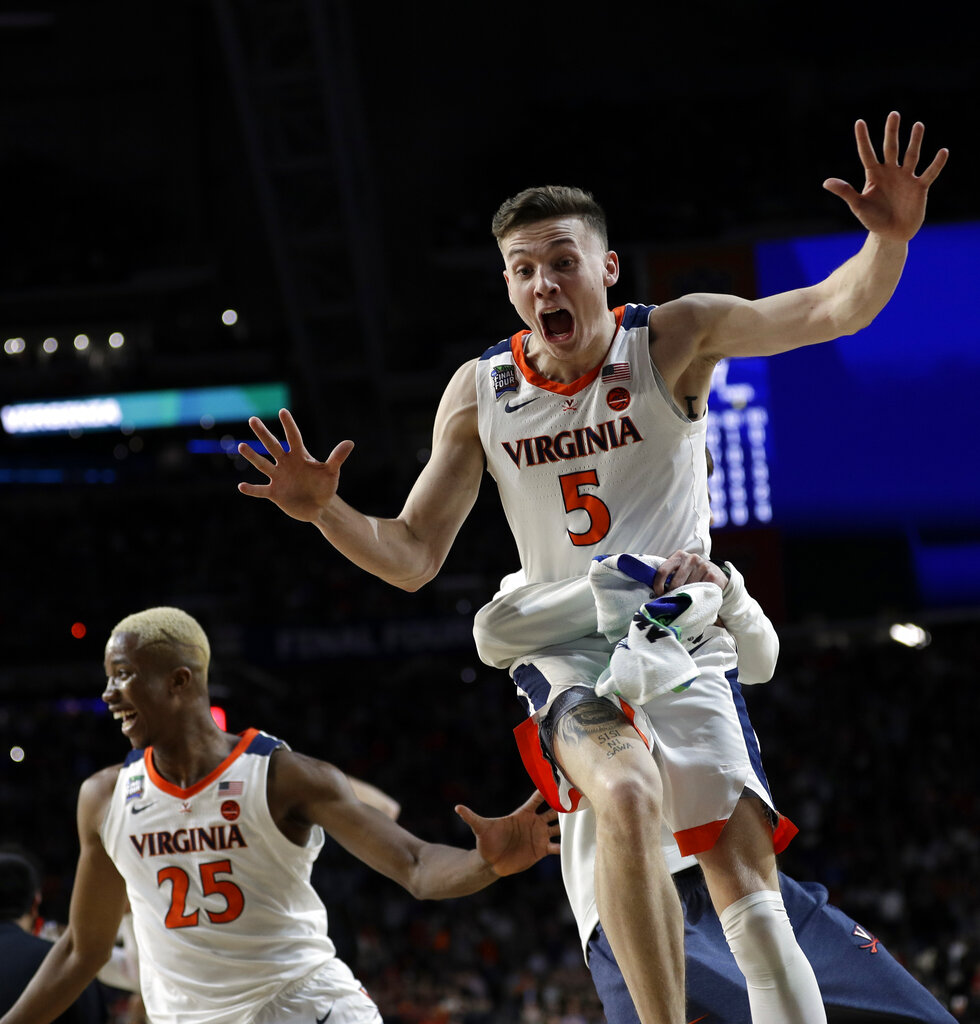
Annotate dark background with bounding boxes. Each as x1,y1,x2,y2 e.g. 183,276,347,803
1,3,977,1021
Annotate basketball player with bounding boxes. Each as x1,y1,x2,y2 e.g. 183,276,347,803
474,552,956,1023
237,113,946,1023
0,607,559,1024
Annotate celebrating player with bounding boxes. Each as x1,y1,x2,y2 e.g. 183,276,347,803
473,544,956,1023
238,113,946,1023
0,608,558,1024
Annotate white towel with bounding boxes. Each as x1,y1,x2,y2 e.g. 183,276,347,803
595,607,701,702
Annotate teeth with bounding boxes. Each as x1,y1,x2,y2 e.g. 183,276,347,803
113,711,135,722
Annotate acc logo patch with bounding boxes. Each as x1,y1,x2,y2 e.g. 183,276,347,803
606,386,631,411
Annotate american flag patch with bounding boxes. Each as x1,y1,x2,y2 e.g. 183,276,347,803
218,780,243,796
601,362,631,382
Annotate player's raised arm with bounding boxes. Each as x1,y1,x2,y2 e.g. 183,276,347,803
238,359,485,591
269,751,559,900
649,112,948,385
1,770,128,1024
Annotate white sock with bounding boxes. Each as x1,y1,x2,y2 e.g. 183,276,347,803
719,890,826,1024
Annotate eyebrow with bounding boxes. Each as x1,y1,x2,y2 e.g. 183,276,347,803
505,235,579,260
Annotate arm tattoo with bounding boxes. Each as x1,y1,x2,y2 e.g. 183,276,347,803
684,395,699,420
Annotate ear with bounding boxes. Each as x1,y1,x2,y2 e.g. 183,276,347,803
169,665,193,695
603,250,620,288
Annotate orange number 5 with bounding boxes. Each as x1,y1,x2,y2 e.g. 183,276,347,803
559,469,611,546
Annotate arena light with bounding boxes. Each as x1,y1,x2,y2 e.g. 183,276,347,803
1,382,290,435
2,397,123,433
888,622,931,649
221,309,239,326
74,334,90,351
108,331,125,349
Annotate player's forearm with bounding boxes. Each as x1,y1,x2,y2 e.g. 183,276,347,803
820,232,908,337
0,931,109,1024
312,496,441,592
405,844,498,900
719,562,778,684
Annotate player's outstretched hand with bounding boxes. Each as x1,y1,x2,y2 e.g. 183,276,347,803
653,549,728,596
823,111,947,242
238,409,354,523
456,791,560,877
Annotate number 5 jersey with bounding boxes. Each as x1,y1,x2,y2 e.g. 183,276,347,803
476,303,711,584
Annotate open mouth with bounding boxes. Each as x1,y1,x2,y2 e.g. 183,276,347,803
113,709,138,734
541,308,574,341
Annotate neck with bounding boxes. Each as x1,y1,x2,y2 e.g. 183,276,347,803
150,718,237,790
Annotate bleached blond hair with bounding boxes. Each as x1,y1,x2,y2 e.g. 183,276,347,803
110,607,210,673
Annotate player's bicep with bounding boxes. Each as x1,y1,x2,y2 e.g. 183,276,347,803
650,288,839,373
697,285,841,360
284,754,423,887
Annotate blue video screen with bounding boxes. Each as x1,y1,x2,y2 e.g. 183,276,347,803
753,222,980,534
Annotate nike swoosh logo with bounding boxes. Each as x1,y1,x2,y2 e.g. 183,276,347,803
315,1008,333,1023
130,802,154,814
503,397,539,413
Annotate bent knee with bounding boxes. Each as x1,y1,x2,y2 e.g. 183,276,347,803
590,765,665,828
720,891,798,971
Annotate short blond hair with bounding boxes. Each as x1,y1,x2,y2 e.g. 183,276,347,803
110,607,211,672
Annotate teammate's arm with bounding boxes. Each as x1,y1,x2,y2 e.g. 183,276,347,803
0,769,128,1024
269,751,559,900
654,551,778,684
238,360,484,591
649,113,948,390
347,774,401,821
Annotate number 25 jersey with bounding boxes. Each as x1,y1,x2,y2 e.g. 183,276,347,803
100,728,353,1024
476,303,711,583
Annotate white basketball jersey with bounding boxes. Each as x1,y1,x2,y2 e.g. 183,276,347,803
476,303,711,583
101,729,362,1024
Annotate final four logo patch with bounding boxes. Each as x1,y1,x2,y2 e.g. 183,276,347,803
125,774,145,802
491,365,518,400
